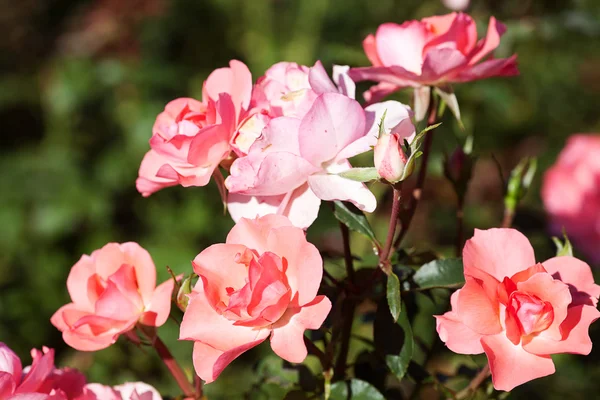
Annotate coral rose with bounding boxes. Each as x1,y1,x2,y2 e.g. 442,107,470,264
348,12,518,102
180,215,332,383
51,243,175,351
136,60,253,196
436,229,600,391
542,134,600,264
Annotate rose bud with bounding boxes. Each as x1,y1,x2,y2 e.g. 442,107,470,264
374,132,407,183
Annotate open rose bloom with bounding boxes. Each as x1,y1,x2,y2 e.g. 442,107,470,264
349,12,518,102
542,134,600,264
180,215,332,383
136,60,253,196
436,229,600,391
51,243,175,351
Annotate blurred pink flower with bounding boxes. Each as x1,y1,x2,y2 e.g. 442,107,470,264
78,382,161,400
51,243,174,351
542,134,600,264
442,0,470,11
180,215,331,383
436,229,600,391
136,60,253,196
349,12,518,102
0,344,87,400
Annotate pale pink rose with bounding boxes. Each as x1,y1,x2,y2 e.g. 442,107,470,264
0,344,63,400
136,60,253,196
180,215,332,383
78,382,161,400
225,92,377,228
373,116,415,182
51,243,175,351
349,12,518,102
436,229,600,391
542,134,600,264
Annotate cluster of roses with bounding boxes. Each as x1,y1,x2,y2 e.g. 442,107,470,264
35,10,600,398
0,343,160,400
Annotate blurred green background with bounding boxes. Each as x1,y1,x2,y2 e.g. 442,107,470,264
1,0,600,398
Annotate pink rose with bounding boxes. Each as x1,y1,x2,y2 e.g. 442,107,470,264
78,382,161,400
136,60,253,196
0,344,81,400
373,115,416,183
436,229,600,391
225,92,379,228
542,134,600,264
180,215,332,383
51,243,175,351
348,12,518,102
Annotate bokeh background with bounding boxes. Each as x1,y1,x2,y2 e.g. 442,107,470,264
1,0,600,398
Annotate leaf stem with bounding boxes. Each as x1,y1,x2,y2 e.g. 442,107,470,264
456,364,490,399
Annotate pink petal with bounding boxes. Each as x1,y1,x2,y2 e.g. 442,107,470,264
114,382,161,400
420,47,468,82
516,273,572,340
270,295,332,363
8,394,49,400
542,256,600,307
348,66,420,89
81,384,120,400
94,280,141,322
307,172,376,212
481,333,555,391
66,256,98,311
227,193,285,223
266,225,323,306
276,183,322,229
332,65,355,99
187,123,231,170
191,339,267,384
0,373,16,399
139,278,175,327
226,214,293,251
192,243,252,310
435,291,485,354
524,304,600,356
117,243,157,305
375,21,428,74
204,60,252,118
308,61,338,94
17,349,54,394
456,280,502,335
62,329,119,352
468,17,506,65
454,55,518,82
463,228,536,282
298,93,366,167
362,34,383,67
0,342,23,381
362,82,402,104
423,12,477,55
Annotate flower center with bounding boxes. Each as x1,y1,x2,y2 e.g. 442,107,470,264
508,292,554,336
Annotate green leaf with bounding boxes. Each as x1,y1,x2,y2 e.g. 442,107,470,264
552,230,573,257
337,167,379,182
413,258,465,290
329,379,385,400
333,201,378,244
386,272,402,322
385,300,414,380
378,109,388,137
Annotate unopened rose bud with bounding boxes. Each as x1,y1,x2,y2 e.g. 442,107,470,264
374,132,407,183
176,274,194,312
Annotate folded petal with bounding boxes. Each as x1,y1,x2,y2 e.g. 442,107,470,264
463,228,536,282
226,215,293,251
191,338,267,384
308,61,338,94
266,226,322,305
436,291,485,354
307,173,376,212
332,65,355,99
17,348,54,394
481,333,555,391
456,280,502,335
523,304,600,356
362,34,383,67
114,382,161,400
454,55,518,82
542,256,600,307
468,17,506,65
139,278,175,327
65,257,97,311
275,183,321,229
363,82,402,104
118,242,157,305
348,66,420,88
270,296,332,363
420,47,468,82
204,60,252,118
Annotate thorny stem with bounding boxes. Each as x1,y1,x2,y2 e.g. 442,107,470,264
456,195,465,258
379,185,403,269
333,222,356,381
456,364,491,399
393,94,439,250
138,325,196,398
